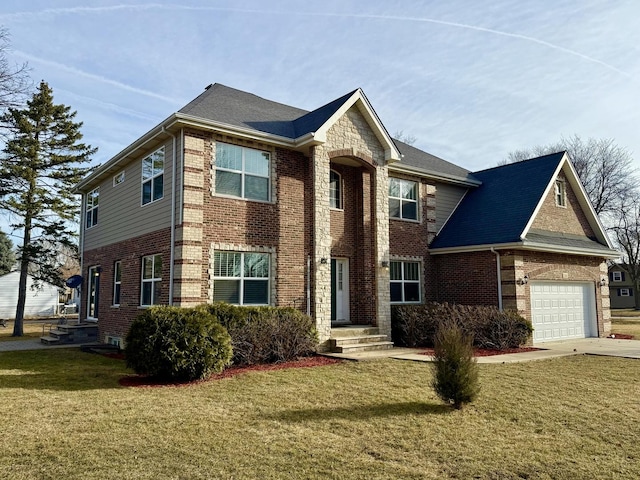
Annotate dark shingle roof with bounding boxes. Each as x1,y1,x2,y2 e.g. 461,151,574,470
430,152,566,249
524,230,613,255
393,140,479,184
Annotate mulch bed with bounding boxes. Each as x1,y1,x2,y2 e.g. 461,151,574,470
118,355,343,388
608,334,635,340
420,346,544,357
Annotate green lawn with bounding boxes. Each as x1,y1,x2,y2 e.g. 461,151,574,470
1,349,639,479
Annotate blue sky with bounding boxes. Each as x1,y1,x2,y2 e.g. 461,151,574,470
1,1,638,173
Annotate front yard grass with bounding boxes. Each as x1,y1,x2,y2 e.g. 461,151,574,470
1,349,639,479
0,320,47,341
611,315,640,338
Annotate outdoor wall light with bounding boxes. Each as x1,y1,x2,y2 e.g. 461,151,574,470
381,260,390,268
518,275,529,285
599,277,607,287
320,258,328,265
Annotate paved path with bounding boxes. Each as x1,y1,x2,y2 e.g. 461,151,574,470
0,338,83,352
325,338,640,363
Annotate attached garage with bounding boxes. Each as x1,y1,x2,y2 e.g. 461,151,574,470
530,282,596,343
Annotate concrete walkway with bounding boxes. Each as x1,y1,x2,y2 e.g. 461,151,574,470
324,338,640,363
0,338,83,352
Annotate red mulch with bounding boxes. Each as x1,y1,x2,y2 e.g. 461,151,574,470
420,346,544,357
608,334,635,340
118,355,343,388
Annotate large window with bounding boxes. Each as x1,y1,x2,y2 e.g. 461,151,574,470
142,148,164,205
330,169,342,209
389,178,418,220
213,251,270,305
390,261,421,303
113,261,122,306
85,187,99,229
215,143,270,201
141,255,162,306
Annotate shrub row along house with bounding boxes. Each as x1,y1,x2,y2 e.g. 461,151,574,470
74,84,618,350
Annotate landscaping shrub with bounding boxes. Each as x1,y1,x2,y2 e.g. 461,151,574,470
392,302,533,349
197,303,318,366
125,306,232,381
431,321,480,409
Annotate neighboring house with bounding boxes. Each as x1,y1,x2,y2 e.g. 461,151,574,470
608,264,635,309
0,271,59,319
74,84,618,348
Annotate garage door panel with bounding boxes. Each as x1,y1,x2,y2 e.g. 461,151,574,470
531,282,594,343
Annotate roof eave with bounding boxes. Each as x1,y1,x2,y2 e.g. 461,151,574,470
429,240,620,259
389,162,481,187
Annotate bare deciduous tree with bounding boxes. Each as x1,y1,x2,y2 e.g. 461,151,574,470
610,194,640,310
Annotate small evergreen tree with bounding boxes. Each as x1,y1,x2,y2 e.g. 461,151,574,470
0,81,96,336
0,230,15,275
432,322,480,409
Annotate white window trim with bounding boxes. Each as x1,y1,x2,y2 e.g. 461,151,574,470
113,171,125,186
113,261,122,306
390,260,422,304
213,251,271,306
141,147,165,206
330,169,343,210
555,180,566,207
214,143,271,202
140,254,162,307
85,187,99,229
389,177,419,222
612,271,623,282
620,288,631,297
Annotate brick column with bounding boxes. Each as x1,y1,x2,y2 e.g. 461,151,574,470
174,134,205,307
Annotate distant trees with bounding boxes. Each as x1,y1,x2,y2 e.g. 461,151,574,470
0,81,95,336
0,27,30,114
0,230,15,275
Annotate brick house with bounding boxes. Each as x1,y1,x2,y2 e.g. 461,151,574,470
74,84,618,349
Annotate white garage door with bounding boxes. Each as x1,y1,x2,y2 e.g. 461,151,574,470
530,282,595,343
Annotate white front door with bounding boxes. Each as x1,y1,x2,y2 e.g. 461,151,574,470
331,258,349,323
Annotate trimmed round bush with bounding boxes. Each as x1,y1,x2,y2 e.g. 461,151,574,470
125,306,232,381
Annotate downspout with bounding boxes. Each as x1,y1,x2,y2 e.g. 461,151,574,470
79,193,86,318
164,127,177,306
306,255,311,316
490,247,503,311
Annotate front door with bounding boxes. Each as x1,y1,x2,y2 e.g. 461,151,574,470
331,258,350,324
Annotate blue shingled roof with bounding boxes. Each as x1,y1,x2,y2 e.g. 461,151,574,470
430,152,566,249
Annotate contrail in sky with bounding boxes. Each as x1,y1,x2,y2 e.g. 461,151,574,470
3,3,630,78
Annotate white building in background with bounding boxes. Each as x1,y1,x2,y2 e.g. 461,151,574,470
0,271,59,319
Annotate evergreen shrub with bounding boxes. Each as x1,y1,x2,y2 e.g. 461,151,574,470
125,306,232,381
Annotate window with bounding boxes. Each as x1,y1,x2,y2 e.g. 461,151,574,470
389,178,418,220
555,180,566,207
390,261,421,303
612,271,623,282
215,143,270,201
619,288,632,297
87,265,100,319
85,188,99,229
142,148,164,205
213,251,270,305
113,261,122,306
113,171,125,186
330,170,342,209
141,255,162,306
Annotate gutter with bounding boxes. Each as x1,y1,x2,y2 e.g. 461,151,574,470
490,247,503,311
389,162,482,187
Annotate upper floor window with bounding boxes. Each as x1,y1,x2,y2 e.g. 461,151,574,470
113,171,125,186
141,254,162,306
330,170,342,209
85,187,99,229
389,178,418,220
215,143,270,201
390,261,421,304
142,147,164,205
612,271,623,282
213,251,270,305
555,180,566,207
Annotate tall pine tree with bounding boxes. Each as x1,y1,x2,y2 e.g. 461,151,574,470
0,81,96,336
0,230,15,275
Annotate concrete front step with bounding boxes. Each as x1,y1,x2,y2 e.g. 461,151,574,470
330,326,380,338
331,341,395,354
40,323,98,345
331,335,389,346
40,335,61,345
